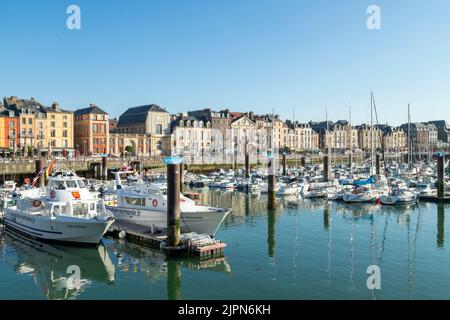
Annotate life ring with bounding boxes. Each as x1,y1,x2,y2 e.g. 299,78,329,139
32,200,41,207
152,199,158,207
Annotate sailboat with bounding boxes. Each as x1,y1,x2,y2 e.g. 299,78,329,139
343,93,387,203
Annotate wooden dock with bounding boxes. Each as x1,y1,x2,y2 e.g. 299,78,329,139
420,196,450,204
106,221,226,259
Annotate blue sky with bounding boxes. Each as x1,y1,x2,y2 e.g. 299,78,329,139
1,0,449,125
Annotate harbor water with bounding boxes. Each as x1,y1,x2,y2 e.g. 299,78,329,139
0,188,449,300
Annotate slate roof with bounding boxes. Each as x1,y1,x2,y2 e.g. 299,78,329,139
74,105,108,116
118,104,167,127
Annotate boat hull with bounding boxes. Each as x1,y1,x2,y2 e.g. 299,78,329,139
343,193,378,203
106,206,230,236
3,210,114,245
380,194,419,205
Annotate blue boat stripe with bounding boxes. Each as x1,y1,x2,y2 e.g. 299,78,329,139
5,218,63,235
5,220,43,236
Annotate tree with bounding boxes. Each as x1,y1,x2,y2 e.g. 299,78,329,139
125,146,133,154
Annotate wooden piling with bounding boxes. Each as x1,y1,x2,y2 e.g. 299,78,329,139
179,162,184,194
102,156,108,181
167,157,182,247
268,156,276,210
167,259,182,300
300,156,306,168
437,203,445,248
245,153,250,179
35,158,45,188
323,155,330,182
376,154,381,175
267,208,276,257
437,154,445,199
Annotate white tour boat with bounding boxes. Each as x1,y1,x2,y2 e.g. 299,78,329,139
106,172,231,236
4,171,115,245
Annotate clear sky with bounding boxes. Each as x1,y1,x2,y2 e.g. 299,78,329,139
1,0,449,126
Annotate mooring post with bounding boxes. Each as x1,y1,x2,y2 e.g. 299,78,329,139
267,207,276,257
245,153,250,179
323,155,330,182
300,156,306,168
282,152,287,176
268,155,276,210
102,156,108,181
98,163,102,180
35,158,45,188
437,154,445,199
166,157,182,247
437,203,445,248
167,259,182,300
376,154,381,175
179,161,184,194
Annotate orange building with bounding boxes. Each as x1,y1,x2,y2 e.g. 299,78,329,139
74,104,109,155
0,109,19,154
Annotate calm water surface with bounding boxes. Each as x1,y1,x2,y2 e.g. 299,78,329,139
0,189,449,300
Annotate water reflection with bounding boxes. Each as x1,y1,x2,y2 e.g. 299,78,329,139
0,228,115,300
438,203,445,248
2,186,449,299
267,209,276,258
0,227,232,300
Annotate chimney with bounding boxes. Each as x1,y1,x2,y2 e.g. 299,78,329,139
52,102,60,111
90,103,96,108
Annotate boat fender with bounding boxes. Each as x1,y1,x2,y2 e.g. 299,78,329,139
118,230,127,239
152,199,158,207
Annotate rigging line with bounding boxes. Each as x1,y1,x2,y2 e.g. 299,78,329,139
349,218,355,290
370,214,377,300
408,204,422,297
406,212,414,299
378,211,389,264
326,203,333,286
292,203,300,279
372,94,389,181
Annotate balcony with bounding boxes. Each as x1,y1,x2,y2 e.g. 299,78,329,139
20,133,34,138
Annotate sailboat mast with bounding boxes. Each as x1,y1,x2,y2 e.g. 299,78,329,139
293,107,297,167
408,104,411,167
370,92,375,174
349,105,353,174
326,108,331,157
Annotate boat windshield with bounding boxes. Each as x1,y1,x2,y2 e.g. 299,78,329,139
66,180,78,189
72,203,89,216
78,179,87,188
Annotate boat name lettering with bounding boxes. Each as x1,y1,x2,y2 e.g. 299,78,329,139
10,212,35,223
